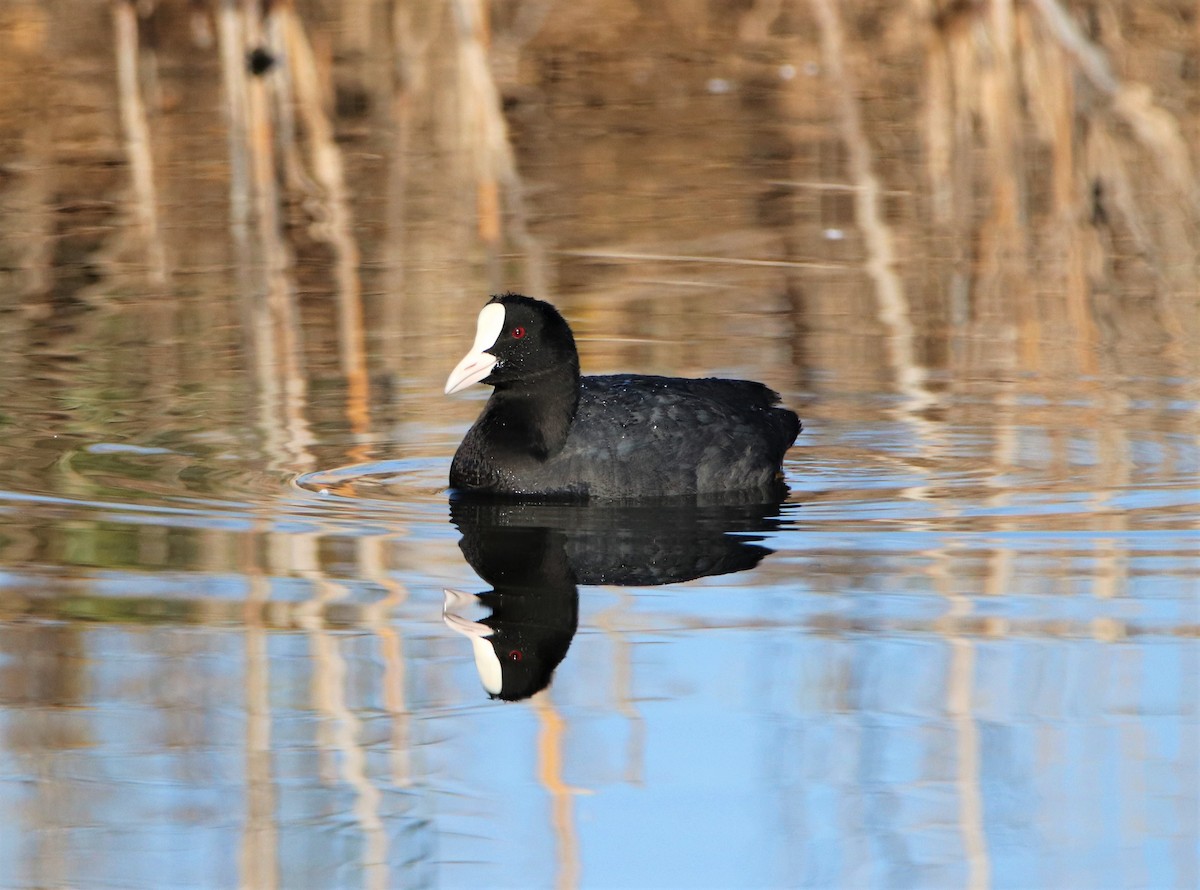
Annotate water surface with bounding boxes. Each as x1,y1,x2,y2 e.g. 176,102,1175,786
0,2,1197,888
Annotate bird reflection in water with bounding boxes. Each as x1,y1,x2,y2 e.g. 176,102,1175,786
444,495,789,701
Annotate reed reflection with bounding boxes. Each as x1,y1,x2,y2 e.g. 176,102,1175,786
444,496,788,701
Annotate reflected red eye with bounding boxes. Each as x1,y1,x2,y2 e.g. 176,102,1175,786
511,326,526,339
508,649,523,661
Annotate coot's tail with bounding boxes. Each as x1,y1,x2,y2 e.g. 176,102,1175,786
767,405,802,463
724,379,801,460
691,377,801,463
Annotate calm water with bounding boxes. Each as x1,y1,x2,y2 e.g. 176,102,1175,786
0,2,1197,889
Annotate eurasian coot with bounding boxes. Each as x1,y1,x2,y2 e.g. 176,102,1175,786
445,294,801,500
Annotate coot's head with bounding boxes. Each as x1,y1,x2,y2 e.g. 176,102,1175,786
445,294,579,395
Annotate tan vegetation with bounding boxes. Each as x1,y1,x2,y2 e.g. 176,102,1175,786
0,0,1194,481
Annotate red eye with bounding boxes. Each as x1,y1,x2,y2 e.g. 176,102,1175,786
508,649,523,661
511,326,526,339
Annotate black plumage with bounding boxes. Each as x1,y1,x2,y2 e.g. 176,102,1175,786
445,294,801,500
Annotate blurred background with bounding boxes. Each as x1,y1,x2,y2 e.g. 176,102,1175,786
0,1,1196,888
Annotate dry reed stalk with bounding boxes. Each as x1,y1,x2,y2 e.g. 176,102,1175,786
377,0,423,367
113,0,167,285
809,0,932,423
277,2,371,454
965,0,1035,341
592,593,646,786
451,0,546,295
219,0,314,474
922,14,957,227
559,249,838,270
219,0,250,235
915,0,1200,391
297,580,390,890
451,0,503,252
241,578,280,890
926,0,1197,293
532,692,582,890
7,125,53,302
1030,0,1198,268
364,570,414,788
982,0,1022,236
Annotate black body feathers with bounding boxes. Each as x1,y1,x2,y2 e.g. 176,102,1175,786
447,295,801,501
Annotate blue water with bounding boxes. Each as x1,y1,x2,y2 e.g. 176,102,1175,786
0,404,1194,888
